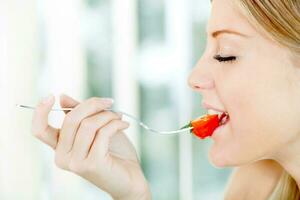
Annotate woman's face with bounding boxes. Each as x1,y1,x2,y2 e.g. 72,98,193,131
188,0,300,167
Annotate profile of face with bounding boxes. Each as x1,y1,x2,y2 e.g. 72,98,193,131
188,0,300,167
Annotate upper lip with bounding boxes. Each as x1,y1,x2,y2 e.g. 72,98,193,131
202,101,226,113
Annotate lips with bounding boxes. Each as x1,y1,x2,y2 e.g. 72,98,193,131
202,101,230,126
202,102,226,113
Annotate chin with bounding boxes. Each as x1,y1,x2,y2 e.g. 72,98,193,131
208,147,230,168
208,145,245,168
208,145,264,169
208,154,230,168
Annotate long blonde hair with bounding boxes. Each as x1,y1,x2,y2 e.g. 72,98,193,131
269,171,300,200
232,0,300,199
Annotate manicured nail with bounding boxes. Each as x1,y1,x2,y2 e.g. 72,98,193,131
102,98,114,105
42,95,54,104
117,112,123,118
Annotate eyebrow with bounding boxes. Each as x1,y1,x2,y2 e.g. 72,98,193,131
211,29,250,38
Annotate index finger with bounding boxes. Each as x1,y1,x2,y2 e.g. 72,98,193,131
60,94,80,114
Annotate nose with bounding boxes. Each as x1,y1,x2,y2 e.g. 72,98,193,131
187,60,215,91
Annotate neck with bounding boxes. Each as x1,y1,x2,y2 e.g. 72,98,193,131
272,137,300,188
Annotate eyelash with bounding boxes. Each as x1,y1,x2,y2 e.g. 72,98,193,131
214,55,237,63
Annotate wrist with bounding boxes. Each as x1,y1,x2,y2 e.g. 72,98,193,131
114,183,151,200
116,192,151,200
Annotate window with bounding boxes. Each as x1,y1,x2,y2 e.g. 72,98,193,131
0,0,231,199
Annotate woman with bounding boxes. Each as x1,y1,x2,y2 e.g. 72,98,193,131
32,0,300,199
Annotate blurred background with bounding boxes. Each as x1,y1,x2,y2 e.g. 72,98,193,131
0,0,232,199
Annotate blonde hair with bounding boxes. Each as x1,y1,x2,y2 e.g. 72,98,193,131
234,0,300,53
269,171,300,200
232,0,300,199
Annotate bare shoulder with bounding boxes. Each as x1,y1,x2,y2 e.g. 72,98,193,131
224,160,283,200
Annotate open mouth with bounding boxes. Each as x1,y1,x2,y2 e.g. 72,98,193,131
207,109,230,126
219,112,230,126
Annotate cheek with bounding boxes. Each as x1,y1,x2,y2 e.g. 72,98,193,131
210,106,300,168
210,40,300,167
211,68,296,167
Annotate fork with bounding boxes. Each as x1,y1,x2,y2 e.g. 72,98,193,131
16,104,193,135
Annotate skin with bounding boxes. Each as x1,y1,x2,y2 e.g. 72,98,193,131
32,0,300,199
224,160,283,200
188,0,300,197
32,95,151,200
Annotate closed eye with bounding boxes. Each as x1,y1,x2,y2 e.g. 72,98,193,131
214,55,237,63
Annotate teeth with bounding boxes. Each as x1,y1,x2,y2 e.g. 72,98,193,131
207,109,223,117
220,113,230,125
221,116,228,124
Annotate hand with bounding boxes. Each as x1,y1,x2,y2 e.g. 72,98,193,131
31,94,151,200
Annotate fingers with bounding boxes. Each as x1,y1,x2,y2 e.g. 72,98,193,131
56,97,114,155
60,94,79,114
89,119,130,159
32,95,59,149
71,111,122,161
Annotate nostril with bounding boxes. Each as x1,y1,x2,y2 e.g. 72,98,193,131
191,80,215,90
193,85,202,89
187,73,215,90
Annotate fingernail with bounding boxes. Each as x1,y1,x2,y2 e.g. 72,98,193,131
41,95,54,104
102,98,114,105
117,112,123,118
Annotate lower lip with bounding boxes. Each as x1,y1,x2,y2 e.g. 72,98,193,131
212,119,230,138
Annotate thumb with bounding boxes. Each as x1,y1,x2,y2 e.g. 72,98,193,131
60,94,80,114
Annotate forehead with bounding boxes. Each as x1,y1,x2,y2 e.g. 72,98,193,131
207,0,256,36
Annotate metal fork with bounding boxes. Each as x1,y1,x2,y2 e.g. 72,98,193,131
16,104,193,135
